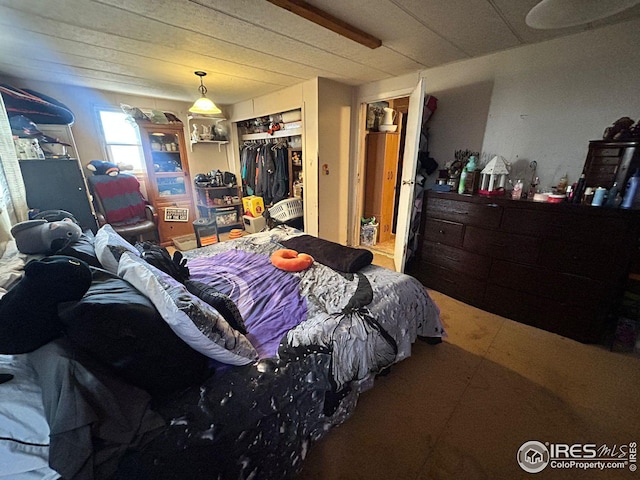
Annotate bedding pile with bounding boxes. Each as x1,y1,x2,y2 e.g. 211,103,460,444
0,225,444,480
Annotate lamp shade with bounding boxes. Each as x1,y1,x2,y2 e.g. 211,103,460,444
189,97,222,115
189,71,222,115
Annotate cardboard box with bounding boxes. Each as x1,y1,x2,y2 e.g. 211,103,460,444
242,196,265,217
243,214,266,233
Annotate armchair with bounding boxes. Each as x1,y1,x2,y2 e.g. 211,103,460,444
87,173,158,244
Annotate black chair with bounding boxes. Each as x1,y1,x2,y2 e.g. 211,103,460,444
87,173,158,244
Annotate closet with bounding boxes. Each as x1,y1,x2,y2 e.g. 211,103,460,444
236,110,304,216
227,77,353,243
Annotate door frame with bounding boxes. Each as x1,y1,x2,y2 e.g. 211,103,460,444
349,76,426,271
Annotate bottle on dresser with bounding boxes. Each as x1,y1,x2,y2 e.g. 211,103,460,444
571,173,586,204
606,182,620,207
621,169,640,209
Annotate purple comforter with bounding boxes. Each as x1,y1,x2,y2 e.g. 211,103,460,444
187,249,307,358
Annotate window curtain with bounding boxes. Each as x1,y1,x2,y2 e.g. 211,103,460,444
0,92,29,251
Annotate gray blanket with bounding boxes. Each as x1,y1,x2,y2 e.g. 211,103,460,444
27,339,165,480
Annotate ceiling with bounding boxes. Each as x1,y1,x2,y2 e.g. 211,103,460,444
1,0,639,106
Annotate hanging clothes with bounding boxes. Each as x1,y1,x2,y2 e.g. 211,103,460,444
240,143,258,196
271,144,289,204
257,143,276,204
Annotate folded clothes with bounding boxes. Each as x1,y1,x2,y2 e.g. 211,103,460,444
280,235,373,273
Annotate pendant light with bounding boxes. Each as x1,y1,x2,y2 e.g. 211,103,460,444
188,71,222,115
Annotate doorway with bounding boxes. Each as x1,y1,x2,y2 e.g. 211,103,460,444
360,96,409,259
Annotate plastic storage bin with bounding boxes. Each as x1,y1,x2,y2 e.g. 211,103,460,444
193,217,219,247
360,223,378,246
269,198,303,222
173,234,197,251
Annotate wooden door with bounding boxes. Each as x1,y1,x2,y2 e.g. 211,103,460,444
394,78,426,271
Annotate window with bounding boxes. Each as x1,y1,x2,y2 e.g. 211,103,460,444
97,109,145,171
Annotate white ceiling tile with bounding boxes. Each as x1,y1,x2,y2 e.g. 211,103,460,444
0,0,638,102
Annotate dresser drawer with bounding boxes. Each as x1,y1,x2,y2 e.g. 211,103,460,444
488,260,609,309
538,238,629,281
426,196,502,228
484,284,607,343
423,218,464,247
501,208,628,245
413,261,486,306
421,240,491,279
463,226,540,264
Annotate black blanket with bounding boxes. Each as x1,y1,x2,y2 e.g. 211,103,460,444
280,235,373,273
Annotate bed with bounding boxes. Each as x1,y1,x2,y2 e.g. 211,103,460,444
0,224,444,480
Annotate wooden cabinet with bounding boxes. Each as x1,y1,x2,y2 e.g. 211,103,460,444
195,185,244,233
19,159,98,233
136,121,196,246
409,191,640,343
17,124,97,233
582,140,640,190
364,132,400,243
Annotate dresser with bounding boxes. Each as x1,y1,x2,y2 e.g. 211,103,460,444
364,132,399,243
409,191,640,343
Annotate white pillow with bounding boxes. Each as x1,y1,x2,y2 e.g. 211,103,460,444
0,355,59,479
94,224,139,273
118,252,258,366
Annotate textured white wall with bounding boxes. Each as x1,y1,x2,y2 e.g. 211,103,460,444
421,17,640,191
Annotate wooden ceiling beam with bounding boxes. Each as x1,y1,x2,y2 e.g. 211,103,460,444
266,0,382,49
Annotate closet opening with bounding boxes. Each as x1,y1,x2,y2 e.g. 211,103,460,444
359,96,410,260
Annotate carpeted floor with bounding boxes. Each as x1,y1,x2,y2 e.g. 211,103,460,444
297,287,640,480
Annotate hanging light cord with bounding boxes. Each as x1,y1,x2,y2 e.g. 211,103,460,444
198,76,207,97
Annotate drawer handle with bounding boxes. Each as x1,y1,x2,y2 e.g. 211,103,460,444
486,203,499,208
452,210,469,215
439,229,445,234
491,243,507,248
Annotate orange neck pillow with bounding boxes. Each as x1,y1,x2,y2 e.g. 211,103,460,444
270,249,314,272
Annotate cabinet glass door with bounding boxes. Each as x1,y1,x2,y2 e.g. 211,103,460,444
146,131,187,197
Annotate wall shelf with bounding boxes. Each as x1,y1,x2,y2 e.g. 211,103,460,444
187,114,229,151
190,139,229,152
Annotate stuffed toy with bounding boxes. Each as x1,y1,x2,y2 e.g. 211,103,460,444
0,255,92,354
87,159,120,176
603,117,635,141
11,218,82,254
